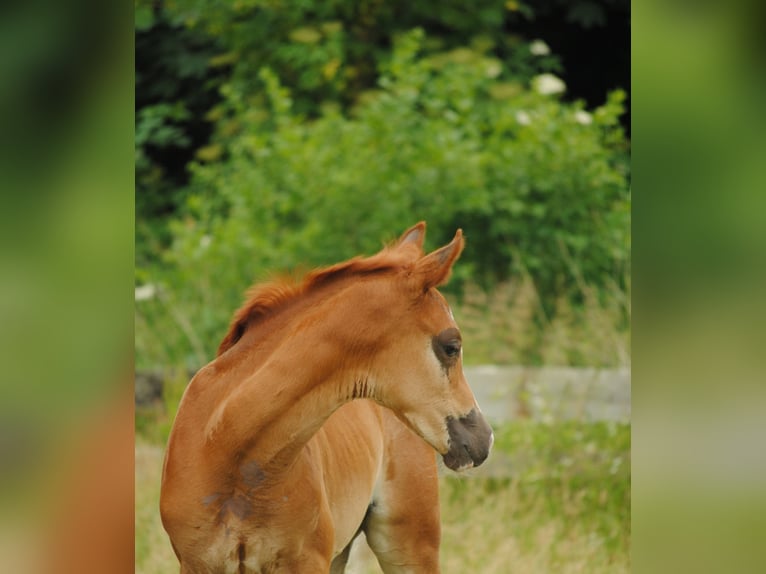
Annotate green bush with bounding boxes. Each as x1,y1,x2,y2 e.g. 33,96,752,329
148,0,554,117
135,6,229,269
135,29,629,370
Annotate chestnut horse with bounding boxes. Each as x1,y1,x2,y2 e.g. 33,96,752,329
160,222,493,573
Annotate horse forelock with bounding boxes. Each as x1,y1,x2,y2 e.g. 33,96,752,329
216,244,419,356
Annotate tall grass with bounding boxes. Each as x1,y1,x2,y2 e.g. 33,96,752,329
136,276,630,372
452,275,629,368
135,443,175,574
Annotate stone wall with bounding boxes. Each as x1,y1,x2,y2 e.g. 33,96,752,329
136,366,630,424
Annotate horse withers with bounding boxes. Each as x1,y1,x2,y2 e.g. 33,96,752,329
160,222,493,573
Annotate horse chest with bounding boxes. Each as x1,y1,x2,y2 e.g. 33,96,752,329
199,527,288,574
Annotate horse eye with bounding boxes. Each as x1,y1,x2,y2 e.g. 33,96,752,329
443,342,461,358
433,327,462,364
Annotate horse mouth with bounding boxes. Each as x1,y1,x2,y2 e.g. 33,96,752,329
442,409,493,472
442,446,476,472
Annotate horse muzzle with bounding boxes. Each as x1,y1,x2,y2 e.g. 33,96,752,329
442,408,493,472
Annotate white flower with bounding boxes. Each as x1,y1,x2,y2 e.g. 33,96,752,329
135,284,156,301
515,110,531,125
574,110,593,125
533,73,566,95
199,235,212,249
485,60,502,79
529,39,551,56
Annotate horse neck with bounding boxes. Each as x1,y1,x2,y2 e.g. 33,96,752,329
208,283,385,473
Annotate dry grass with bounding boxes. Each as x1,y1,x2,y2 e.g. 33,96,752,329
453,277,630,368
135,443,176,574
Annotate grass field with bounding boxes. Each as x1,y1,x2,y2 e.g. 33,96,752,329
136,417,629,573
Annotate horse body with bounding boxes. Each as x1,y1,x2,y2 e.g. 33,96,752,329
160,223,492,573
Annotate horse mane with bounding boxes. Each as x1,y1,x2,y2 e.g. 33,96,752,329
217,242,420,356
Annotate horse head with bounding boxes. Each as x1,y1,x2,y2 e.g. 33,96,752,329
362,223,494,471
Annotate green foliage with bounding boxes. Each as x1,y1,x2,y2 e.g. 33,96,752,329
135,30,627,368
180,31,627,290
492,420,630,482
135,1,228,269
438,421,630,571
158,0,555,117
135,2,630,371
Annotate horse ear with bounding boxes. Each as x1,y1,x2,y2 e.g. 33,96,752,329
396,221,426,251
413,229,464,291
